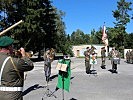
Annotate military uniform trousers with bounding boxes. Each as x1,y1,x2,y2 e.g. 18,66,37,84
101,56,106,66
85,60,91,74
44,61,51,81
111,58,118,72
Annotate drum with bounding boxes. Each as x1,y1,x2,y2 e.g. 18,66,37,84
112,57,120,64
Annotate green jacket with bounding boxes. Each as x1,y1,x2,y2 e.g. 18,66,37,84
0,52,34,100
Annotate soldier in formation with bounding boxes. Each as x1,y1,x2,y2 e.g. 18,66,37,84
126,49,133,64
101,47,106,69
84,46,96,74
84,47,91,74
109,47,120,73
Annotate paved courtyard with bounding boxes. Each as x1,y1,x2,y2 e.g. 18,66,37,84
23,57,133,100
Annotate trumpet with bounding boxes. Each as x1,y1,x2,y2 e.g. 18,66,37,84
89,46,96,54
49,48,55,61
44,48,55,62
12,49,33,58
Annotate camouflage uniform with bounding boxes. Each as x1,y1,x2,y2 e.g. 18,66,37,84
130,50,133,64
101,47,106,69
110,48,120,73
126,50,130,63
84,47,91,74
43,48,53,82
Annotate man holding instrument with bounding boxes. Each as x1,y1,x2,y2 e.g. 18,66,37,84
110,47,120,73
43,48,53,82
0,36,34,100
84,47,91,74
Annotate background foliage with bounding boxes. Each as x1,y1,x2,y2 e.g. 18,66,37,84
0,0,133,57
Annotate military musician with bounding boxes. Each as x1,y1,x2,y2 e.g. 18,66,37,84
0,36,34,100
109,47,120,73
101,47,106,69
43,48,54,82
84,46,96,74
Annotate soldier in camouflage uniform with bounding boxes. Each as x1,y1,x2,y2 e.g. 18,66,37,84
126,50,130,63
84,47,91,74
0,36,34,100
101,47,106,69
130,49,133,64
126,51,129,63
110,47,120,73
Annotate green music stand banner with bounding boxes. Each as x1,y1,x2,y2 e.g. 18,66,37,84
90,54,97,64
56,59,71,92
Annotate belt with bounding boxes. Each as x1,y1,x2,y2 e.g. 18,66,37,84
0,87,23,91
113,57,119,60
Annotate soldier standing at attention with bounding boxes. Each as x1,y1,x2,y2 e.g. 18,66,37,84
0,36,34,100
130,49,133,64
110,47,120,73
84,47,91,74
101,47,106,69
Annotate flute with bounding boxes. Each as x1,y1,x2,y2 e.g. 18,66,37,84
0,20,23,36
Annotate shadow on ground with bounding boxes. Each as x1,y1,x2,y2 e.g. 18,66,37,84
22,84,44,96
30,55,64,62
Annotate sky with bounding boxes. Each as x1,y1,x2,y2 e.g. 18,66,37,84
52,0,133,34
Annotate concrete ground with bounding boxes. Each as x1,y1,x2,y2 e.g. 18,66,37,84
23,58,133,100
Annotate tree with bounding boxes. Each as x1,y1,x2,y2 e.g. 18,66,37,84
0,0,71,56
112,0,132,57
124,33,133,48
90,28,103,44
71,29,88,45
112,0,132,48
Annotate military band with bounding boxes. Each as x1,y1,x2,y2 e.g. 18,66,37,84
126,49,133,64
0,36,132,99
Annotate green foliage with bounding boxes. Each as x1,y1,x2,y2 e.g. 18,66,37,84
0,0,133,57
0,0,73,56
71,29,90,45
111,0,132,57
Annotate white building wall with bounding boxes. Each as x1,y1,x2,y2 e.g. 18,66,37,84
72,44,108,57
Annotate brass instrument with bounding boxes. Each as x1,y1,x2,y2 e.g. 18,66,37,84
12,49,33,58
89,45,96,54
44,48,55,62
49,48,55,61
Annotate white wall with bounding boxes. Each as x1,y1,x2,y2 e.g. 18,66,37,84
72,44,108,57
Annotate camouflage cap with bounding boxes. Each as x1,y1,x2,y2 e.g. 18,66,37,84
0,36,14,47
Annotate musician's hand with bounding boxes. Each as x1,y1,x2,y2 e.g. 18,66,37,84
19,47,26,57
88,52,90,55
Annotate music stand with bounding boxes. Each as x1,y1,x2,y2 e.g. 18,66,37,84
42,78,57,99
89,54,98,77
56,58,70,100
